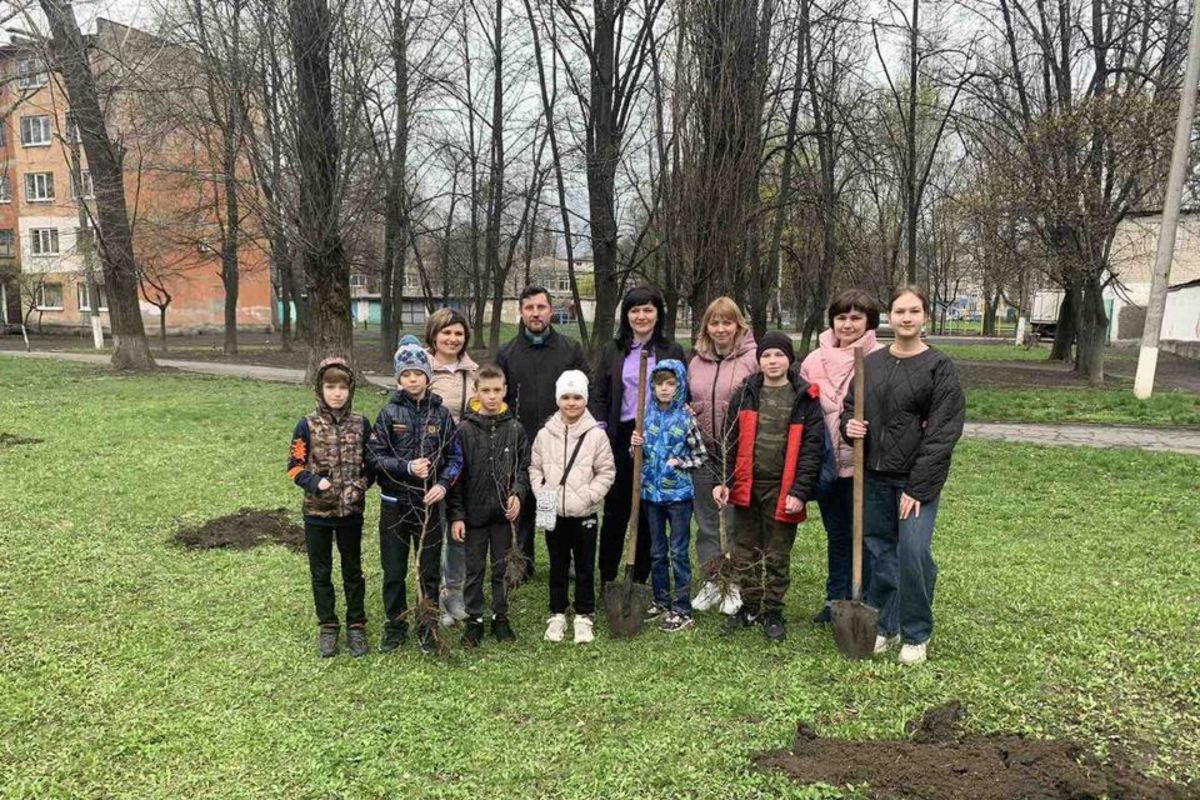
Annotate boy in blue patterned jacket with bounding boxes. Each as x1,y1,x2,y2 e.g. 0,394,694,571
630,359,706,631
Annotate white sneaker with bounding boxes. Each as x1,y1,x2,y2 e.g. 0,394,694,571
439,611,456,628
544,614,567,643
898,641,928,665
874,634,900,655
573,615,594,644
719,584,743,615
692,581,720,612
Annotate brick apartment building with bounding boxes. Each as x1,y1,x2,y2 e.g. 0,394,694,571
0,20,273,336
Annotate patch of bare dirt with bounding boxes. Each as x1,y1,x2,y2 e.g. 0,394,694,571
0,432,43,449
957,351,1200,393
753,703,1195,800
173,507,305,552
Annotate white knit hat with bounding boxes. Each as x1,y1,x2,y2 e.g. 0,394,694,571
555,370,589,403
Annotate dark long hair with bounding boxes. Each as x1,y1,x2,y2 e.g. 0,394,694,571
615,285,668,352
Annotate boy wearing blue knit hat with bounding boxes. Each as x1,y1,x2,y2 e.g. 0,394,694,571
367,335,463,654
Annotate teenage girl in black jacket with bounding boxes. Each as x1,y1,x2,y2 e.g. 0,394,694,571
842,286,965,666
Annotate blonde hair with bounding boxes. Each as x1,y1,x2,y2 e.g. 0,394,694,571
694,296,751,356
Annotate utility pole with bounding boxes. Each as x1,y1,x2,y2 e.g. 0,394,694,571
1134,0,1200,399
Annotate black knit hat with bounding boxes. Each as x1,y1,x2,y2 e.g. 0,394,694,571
756,331,796,366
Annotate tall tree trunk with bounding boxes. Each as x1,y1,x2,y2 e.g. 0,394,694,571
380,1,410,369
905,0,920,284
1049,277,1079,362
221,116,241,356
586,0,621,351
40,0,154,369
1075,272,1106,385
486,0,507,355
290,0,352,377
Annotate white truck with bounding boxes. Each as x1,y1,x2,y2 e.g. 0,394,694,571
1030,290,1065,341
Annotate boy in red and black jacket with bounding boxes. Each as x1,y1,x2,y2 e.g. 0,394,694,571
713,332,824,643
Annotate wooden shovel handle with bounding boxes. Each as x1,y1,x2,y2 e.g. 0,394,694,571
624,348,650,568
852,347,866,601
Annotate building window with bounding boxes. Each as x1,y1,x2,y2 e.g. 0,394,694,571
25,172,55,202
31,228,60,256
0,230,13,257
77,283,108,311
18,58,48,89
35,282,63,310
554,276,571,293
0,174,9,203
349,274,367,289
403,272,421,291
0,122,6,147
65,114,81,143
19,115,52,146
71,170,94,200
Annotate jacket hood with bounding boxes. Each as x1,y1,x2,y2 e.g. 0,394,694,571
463,397,513,426
315,357,356,417
695,331,757,362
649,359,689,413
428,349,480,374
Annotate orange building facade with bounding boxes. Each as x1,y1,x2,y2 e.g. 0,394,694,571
0,24,273,335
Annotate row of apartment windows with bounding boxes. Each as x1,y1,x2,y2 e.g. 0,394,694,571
0,114,81,148
0,226,90,258
0,170,94,203
28,283,108,312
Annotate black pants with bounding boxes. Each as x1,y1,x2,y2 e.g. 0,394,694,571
598,420,650,584
464,519,511,618
304,519,366,627
547,515,598,615
379,501,442,629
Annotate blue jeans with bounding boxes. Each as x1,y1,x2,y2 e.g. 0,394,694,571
864,473,939,644
816,477,872,604
644,500,693,615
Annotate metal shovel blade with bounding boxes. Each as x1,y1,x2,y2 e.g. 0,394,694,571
602,577,653,638
831,599,879,660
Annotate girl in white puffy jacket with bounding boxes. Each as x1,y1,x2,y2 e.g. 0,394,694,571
529,370,616,643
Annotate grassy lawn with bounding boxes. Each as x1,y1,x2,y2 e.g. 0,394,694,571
2,359,1199,799
966,388,1200,427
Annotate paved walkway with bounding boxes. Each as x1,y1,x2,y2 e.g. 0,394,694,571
6,350,1199,456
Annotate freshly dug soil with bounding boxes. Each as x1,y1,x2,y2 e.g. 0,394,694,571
0,432,43,449
174,507,305,553
753,702,1194,800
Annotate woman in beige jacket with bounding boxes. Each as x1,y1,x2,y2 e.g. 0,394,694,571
529,370,616,644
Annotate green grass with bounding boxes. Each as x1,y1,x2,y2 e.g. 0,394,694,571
938,344,1054,362
2,359,1200,798
967,388,1200,426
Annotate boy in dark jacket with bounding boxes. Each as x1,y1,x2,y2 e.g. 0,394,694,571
446,364,530,646
288,357,372,658
367,335,463,654
713,332,824,643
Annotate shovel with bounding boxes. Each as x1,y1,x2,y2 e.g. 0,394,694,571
603,348,653,638
831,347,879,659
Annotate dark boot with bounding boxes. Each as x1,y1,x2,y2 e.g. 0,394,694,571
491,615,516,642
722,607,758,634
811,605,832,625
318,624,340,658
461,618,484,648
763,611,787,642
346,624,368,657
379,621,407,653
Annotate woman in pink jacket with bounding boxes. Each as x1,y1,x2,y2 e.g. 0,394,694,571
687,297,759,614
799,288,884,624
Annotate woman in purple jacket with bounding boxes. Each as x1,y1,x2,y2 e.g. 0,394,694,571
590,286,685,587
687,297,759,614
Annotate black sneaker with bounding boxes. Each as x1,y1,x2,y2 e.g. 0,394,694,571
763,611,787,642
644,603,667,621
379,622,408,653
811,605,832,625
659,612,695,633
723,608,757,633
346,625,368,657
461,618,484,648
318,624,340,657
418,626,436,655
492,615,516,642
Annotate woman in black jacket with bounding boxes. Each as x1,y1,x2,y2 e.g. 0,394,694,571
842,286,965,666
591,285,686,585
